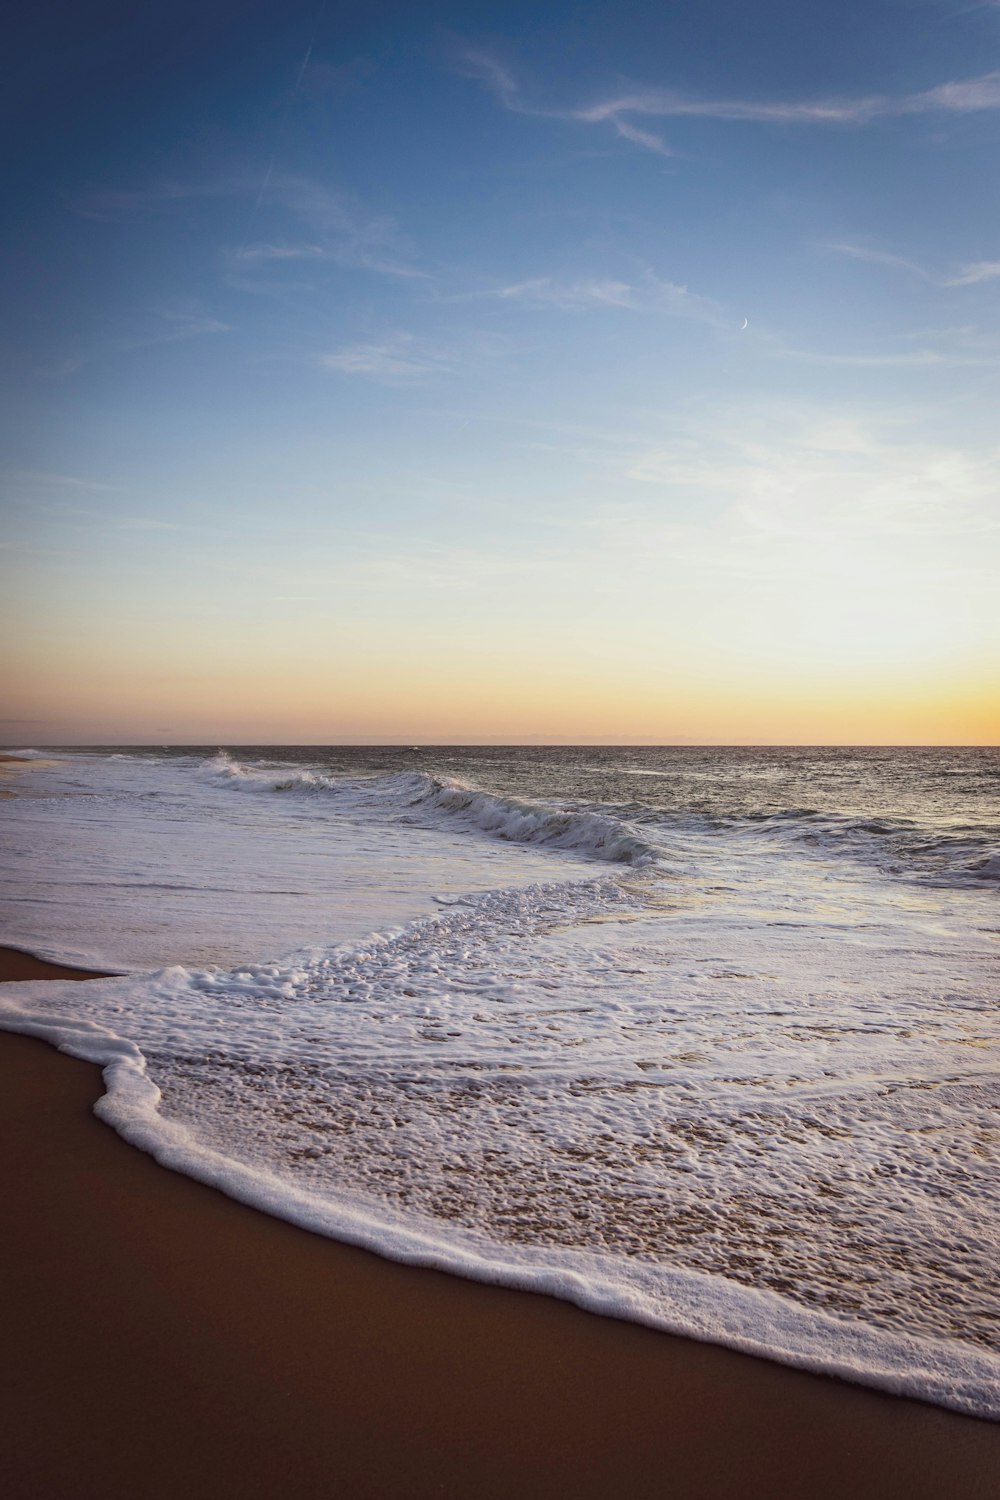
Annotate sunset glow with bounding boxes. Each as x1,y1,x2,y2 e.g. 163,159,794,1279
2,2,998,743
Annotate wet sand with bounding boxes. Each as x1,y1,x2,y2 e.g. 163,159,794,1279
0,752,60,773
1,944,998,1498
0,752,60,794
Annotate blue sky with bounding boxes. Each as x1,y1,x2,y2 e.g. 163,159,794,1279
3,0,999,741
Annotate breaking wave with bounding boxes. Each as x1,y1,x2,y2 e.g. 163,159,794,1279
202,753,997,886
202,754,661,869
204,751,343,795
401,774,660,867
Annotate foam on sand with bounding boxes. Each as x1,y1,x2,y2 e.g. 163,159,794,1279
2,746,997,1421
1,961,999,1420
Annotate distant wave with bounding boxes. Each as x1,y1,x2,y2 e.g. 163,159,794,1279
737,807,999,887
203,753,996,885
205,751,343,795
202,754,660,869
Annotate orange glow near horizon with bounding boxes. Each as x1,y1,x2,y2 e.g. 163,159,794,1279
6,629,997,745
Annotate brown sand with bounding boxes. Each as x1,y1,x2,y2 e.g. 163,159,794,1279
1,946,997,1498
0,753,60,771
0,752,60,793
0,946,120,981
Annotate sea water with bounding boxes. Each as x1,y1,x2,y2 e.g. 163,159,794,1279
1,745,998,1417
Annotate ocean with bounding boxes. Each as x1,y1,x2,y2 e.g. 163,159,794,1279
1,744,998,1417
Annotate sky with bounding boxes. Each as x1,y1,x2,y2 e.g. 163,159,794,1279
2,0,998,744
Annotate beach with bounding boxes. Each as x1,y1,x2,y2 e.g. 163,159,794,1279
0,752,60,797
3,945,999,1497
6,0,998,1483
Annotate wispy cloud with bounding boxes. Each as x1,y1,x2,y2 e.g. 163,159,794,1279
577,418,1000,670
822,240,1000,288
780,348,953,368
40,356,87,380
2,475,191,536
112,309,231,352
491,404,1000,565
258,177,426,279
947,259,1000,285
74,182,208,218
233,243,330,264
454,47,668,156
41,307,230,379
623,408,1000,547
820,242,935,279
4,470,122,493
457,47,1000,153
574,71,1000,126
462,271,726,325
5,492,183,535
76,172,425,280
481,277,639,308
320,334,454,381
456,49,520,107
609,119,675,156
773,320,1000,369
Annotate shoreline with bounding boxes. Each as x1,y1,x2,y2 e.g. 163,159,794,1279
2,946,999,1496
0,945,121,981
0,752,61,798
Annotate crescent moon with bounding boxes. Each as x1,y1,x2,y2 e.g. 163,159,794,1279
740,317,749,330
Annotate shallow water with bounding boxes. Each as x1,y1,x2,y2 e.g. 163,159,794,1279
1,745,998,1416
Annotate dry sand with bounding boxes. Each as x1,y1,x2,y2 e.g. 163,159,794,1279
1,943,998,1498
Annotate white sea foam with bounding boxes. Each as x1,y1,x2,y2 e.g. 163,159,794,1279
402,772,660,867
204,750,345,795
0,751,593,970
200,749,1000,888
1,747,998,1419
2,858,999,1420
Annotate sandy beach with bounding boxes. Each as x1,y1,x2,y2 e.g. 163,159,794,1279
0,752,60,795
6,0,999,1485
0,752,60,774
1,944,998,1498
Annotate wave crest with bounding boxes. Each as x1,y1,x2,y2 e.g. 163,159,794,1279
203,752,342,795
401,773,659,867
202,755,659,868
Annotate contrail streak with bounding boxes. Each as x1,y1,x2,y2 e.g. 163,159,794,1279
238,157,275,256
253,158,274,216
240,4,325,254
295,1,326,90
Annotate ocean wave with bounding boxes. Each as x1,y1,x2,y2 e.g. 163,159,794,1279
203,755,661,869
735,807,999,887
5,744,1000,1421
397,773,660,867
204,751,342,794
3,866,1000,1421
203,753,996,885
